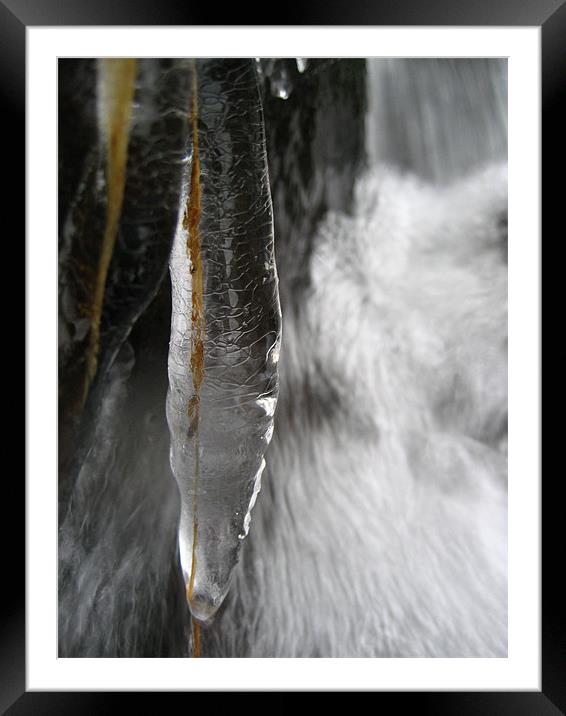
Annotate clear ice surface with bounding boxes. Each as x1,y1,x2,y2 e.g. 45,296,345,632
166,59,281,623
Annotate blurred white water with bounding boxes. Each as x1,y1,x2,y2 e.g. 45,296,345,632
223,158,508,657
366,58,507,183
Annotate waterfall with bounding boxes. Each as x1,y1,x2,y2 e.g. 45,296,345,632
366,58,507,183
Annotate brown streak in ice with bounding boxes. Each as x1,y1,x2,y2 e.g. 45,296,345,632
183,60,205,656
83,59,137,405
192,619,202,659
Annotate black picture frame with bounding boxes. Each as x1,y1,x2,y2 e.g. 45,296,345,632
12,0,554,710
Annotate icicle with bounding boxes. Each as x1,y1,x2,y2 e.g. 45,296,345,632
85,59,137,401
166,59,281,625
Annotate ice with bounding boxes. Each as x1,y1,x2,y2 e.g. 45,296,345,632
269,64,293,100
166,59,281,624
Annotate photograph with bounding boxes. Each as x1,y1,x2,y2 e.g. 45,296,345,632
57,56,509,659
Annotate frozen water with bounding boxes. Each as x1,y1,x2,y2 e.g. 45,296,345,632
270,64,293,100
166,60,281,623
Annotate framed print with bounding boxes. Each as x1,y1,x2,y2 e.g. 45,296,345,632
13,0,554,709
